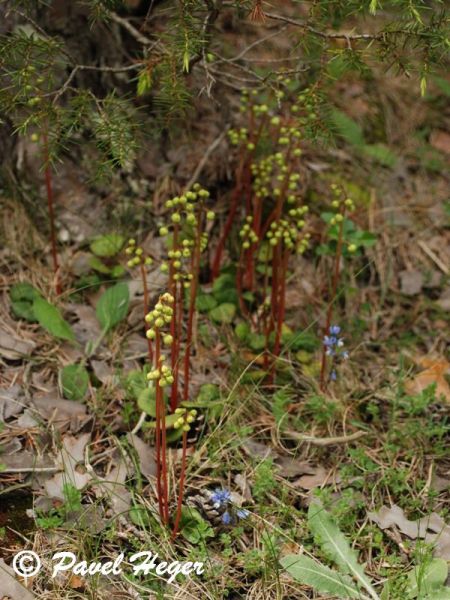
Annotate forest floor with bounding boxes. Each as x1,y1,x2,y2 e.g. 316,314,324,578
1,10,450,600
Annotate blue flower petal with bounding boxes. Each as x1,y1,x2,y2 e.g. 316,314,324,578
222,511,232,525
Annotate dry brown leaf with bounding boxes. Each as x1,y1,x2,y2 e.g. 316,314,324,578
0,328,36,360
405,358,450,403
430,129,450,155
275,456,317,479
126,433,157,480
399,269,424,296
0,558,35,600
293,466,329,490
368,504,450,559
0,384,29,420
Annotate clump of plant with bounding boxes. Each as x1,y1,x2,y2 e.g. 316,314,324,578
281,500,450,600
211,87,316,378
157,184,215,408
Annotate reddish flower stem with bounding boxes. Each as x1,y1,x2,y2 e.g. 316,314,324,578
171,428,188,539
43,132,61,295
154,330,164,521
183,212,203,402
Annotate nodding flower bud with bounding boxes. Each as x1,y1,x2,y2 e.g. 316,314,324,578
125,247,134,255
160,263,169,273
146,328,156,339
128,239,136,246
135,248,143,256
145,257,153,265
163,334,173,346
171,213,181,223
154,317,165,328
335,214,344,222
127,259,134,267
159,226,169,236
161,293,174,304
206,211,215,221
348,244,357,253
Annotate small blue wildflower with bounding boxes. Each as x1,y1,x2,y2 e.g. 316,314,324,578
342,351,349,360
330,370,337,381
236,508,250,520
222,511,232,525
329,325,341,335
211,488,232,507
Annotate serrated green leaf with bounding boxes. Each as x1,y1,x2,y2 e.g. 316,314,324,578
280,554,361,599
405,558,448,599
90,234,124,258
209,302,236,324
33,297,75,341
308,500,378,599
60,364,89,401
96,282,129,332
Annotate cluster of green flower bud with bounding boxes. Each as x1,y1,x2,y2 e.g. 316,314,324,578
239,216,259,249
238,88,258,113
147,361,174,387
160,239,196,289
276,125,302,147
173,408,198,432
329,184,356,252
125,238,153,268
287,205,309,229
228,127,248,146
267,219,311,254
160,184,213,230
144,293,174,340
251,147,303,202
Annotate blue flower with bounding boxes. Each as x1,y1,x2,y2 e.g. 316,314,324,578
211,488,232,507
236,508,250,520
222,511,232,525
329,325,341,335
330,370,337,381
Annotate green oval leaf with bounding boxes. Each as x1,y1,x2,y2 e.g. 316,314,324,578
90,234,124,258
209,302,236,324
60,364,89,401
96,282,130,332
33,297,75,341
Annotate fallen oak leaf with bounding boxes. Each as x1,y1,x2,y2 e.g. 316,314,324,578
368,505,450,560
405,358,450,404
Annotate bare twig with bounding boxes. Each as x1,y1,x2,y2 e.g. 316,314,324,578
284,429,367,446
